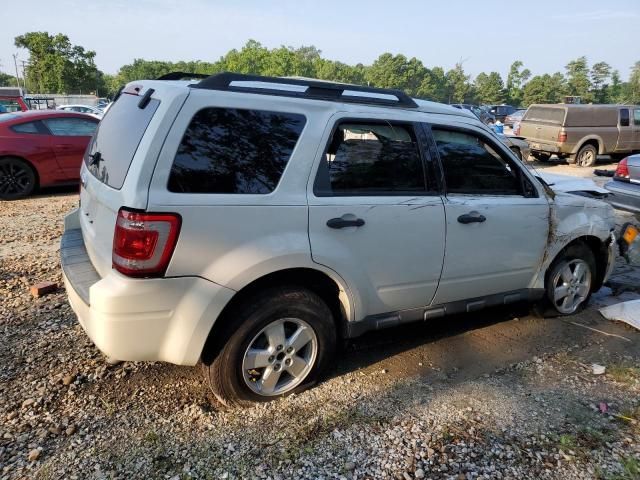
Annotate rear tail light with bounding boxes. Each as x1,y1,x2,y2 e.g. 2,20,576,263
112,208,181,277
558,132,567,143
614,157,630,180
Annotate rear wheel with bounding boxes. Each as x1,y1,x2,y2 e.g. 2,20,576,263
575,144,598,167
202,287,336,407
537,244,596,316
0,157,36,200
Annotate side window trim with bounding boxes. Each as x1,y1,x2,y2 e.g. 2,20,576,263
423,122,538,198
312,118,436,197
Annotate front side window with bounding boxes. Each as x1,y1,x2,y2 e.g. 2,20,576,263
432,127,527,196
620,109,630,127
43,118,97,136
314,122,427,196
168,108,306,194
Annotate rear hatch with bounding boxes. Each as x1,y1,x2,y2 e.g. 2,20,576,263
519,105,566,146
79,82,189,277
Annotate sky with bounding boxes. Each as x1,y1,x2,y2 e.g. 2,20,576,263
1,0,639,80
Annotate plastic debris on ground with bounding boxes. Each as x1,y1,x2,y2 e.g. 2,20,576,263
600,300,640,331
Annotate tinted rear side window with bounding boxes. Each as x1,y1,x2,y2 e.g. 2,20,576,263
168,108,306,194
85,93,160,189
523,107,565,124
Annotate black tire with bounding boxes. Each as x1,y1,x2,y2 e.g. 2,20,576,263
202,287,336,407
575,144,598,168
0,157,36,200
510,147,522,160
534,243,596,317
532,152,551,162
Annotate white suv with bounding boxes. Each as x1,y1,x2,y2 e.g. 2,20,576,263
61,73,617,406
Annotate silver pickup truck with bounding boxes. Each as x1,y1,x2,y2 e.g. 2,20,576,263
519,104,640,167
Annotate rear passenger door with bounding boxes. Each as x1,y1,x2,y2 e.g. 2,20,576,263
42,117,98,178
308,116,446,320
425,124,550,305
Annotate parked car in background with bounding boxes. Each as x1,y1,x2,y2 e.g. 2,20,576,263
57,104,104,118
605,155,640,215
0,87,29,113
450,104,495,125
484,105,517,123
496,133,530,160
61,73,617,407
0,111,98,199
519,104,640,167
504,109,526,128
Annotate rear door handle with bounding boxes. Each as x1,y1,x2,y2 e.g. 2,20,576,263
326,217,365,229
457,212,486,224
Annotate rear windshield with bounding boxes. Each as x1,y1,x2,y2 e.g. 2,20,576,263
84,93,160,189
523,107,565,124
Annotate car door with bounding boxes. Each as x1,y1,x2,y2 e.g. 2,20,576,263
633,108,640,150
308,115,446,320
617,108,633,151
425,123,550,305
42,117,98,179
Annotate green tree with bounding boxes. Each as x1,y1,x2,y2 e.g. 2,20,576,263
623,61,640,104
522,73,566,106
0,71,17,87
14,32,102,94
445,63,471,103
365,53,429,97
565,56,592,102
505,60,531,106
608,70,623,103
590,61,611,103
474,71,505,104
419,66,448,102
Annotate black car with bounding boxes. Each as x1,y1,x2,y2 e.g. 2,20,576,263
484,105,518,123
450,104,495,125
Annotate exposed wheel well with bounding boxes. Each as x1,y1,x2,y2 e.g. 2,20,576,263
200,268,346,364
550,235,610,291
0,155,40,189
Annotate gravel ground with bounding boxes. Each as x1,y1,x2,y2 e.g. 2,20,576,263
1,181,640,480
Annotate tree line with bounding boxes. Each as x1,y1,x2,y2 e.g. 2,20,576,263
2,33,640,106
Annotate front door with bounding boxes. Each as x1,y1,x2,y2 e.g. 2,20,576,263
42,117,98,178
308,118,446,319
426,124,550,305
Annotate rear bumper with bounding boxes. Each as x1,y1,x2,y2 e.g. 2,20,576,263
61,210,235,365
604,180,640,214
529,142,561,154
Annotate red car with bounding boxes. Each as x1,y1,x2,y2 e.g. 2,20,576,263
0,110,98,199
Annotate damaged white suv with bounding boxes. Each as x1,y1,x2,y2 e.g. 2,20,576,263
61,73,617,406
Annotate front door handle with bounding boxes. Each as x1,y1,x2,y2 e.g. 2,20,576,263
327,217,365,229
457,212,486,224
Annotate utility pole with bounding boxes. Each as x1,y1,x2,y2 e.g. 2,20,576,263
20,61,28,92
12,54,22,89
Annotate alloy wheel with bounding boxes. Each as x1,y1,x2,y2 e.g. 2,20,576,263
551,259,591,314
0,160,33,198
242,318,318,396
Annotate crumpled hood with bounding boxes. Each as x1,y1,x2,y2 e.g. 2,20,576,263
538,172,609,194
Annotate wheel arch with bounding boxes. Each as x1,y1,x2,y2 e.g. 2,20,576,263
545,235,610,292
200,267,350,365
572,136,603,155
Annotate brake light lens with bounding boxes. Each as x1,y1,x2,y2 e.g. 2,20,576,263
558,132,567,143
614,157,630,180
112,209,181,277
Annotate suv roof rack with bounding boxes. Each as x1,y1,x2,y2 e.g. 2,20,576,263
190,72,419,109
156,72,210,81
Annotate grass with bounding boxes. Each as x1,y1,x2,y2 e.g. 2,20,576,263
603,456,640,480
608,365,640,385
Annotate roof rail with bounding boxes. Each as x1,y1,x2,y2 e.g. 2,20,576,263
191,72,419,109
156,72,210,81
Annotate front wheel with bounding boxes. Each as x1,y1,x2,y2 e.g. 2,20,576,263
0,157,36,200
202,287,336,407
541,244,596,316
